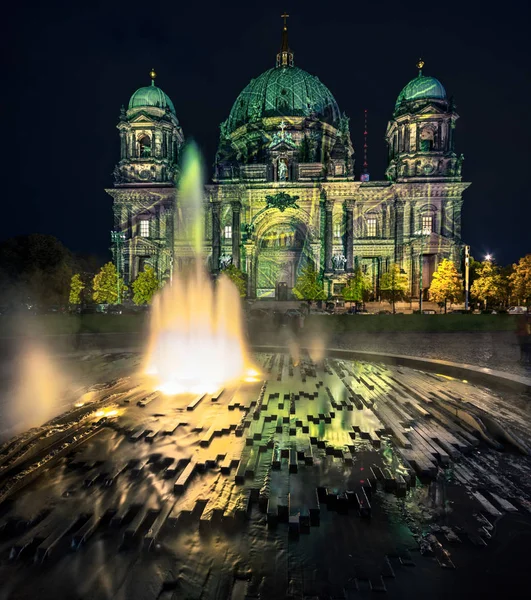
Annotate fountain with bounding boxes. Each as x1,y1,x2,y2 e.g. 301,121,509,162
144,143,254,395
0,151,530,600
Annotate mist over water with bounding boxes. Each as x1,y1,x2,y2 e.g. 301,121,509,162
6,343,70,437
144,143,253,394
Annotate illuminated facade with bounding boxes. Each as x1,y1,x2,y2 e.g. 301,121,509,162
107,22,470,299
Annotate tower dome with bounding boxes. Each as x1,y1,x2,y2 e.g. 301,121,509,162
225,13,340,133
395,60,446,109
128,69,176,114
226,66,341,133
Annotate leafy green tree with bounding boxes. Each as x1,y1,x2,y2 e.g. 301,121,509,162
92,262,127,304
470,260,506,309
293,263,327,302
69,273,84,304
132,266,160,305
380,263,409,313
428,259,463,313
221,264,246,297
343,266,372,306
509,254,531,307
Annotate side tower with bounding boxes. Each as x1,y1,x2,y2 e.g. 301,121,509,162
385,60,470,298
106,70,184,286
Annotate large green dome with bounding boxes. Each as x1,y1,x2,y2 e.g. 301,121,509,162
395,74,446,109
226,65,341,133
128,83,176,115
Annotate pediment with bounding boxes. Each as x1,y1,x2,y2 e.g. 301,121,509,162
130,114,156,125
269,139,298,152
416,104,447,116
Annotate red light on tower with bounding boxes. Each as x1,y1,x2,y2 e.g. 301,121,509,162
360,109,370,182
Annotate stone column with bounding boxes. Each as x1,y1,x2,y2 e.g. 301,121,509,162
394,199,405,263
449,121,454,152
231,201,241,269
211,201,221,273
453,200,463,240
324,199,334,272
344,199,355,272
244,242,256,298
119,131,126,159
154,129,162,158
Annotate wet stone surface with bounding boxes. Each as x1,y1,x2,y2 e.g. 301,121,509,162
0,353,531,599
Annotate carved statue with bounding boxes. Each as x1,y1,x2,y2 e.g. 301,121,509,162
219,253,233,269
456,153,465,176
332,254,347,270
337,113,350,139
278,160,288,181
219,120,230,141
241,222,255,242
112,165,124,184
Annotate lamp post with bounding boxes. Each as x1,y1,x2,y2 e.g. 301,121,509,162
464,245,470,311
111,231,126,304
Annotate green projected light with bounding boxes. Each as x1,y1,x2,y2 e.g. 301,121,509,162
395,73,447,108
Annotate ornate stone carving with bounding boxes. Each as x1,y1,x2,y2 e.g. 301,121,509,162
265,192,300,212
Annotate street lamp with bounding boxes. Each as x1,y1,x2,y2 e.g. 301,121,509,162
111,231,126,304
485,253,493,262
464,245,470,311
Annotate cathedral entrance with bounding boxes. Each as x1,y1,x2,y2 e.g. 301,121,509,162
255,222,307,299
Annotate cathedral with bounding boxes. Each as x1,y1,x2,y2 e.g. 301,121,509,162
106,17,470,300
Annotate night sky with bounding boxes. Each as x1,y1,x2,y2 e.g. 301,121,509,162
3,0,530,265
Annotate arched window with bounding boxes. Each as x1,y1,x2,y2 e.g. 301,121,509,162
419,126,435,152
139,219,150,238
366,217,377,238
418,204,438,235
138,134,152,157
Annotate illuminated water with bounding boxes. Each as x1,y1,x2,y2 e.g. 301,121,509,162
144,144,254,394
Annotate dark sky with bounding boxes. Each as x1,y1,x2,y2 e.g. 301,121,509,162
3,0,530,265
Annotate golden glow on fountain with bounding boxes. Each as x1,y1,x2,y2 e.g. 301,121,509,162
145,267,253,394
144,143,255,395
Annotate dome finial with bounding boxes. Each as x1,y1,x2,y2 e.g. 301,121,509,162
416,58,424,76
276,12,294,67
150,68,157,86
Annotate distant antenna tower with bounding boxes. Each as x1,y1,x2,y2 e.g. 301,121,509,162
360,109,370,182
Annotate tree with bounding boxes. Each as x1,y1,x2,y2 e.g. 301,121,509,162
509,254,531,307
428,259,463,313
343,266,372,306
470,260,506,309
221,264,246,297
92,262,127,304
292,263,327,302
69,273,84,305
132,266,160,305
380,263,409,313
0,234,74,306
